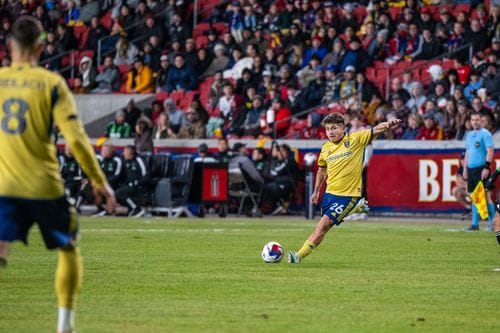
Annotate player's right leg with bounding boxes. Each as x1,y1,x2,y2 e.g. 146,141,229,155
55,244,82,333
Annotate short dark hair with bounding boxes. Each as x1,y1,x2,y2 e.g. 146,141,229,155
323,112,345,126
11,16,43,50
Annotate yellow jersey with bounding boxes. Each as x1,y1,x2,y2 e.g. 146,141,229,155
318,128,373,197
0,63,106,199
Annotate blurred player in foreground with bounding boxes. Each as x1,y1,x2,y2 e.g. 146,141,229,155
0,16,115,333
288,113,401,263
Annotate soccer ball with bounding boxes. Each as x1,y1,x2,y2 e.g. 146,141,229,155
261,242,284,263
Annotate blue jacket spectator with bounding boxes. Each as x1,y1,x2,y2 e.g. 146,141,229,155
302,36,327,68
340,38,372,73
165,54,197,93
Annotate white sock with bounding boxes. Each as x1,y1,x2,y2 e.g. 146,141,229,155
57,307,74,332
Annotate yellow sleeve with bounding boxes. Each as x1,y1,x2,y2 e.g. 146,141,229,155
353,128,373,147
136,67,153,93
318,143,327,168
126,71,133,93
52,77,107,188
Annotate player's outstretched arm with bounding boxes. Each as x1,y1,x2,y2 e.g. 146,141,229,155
373,119,402,136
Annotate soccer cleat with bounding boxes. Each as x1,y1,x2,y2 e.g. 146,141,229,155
91,208,107,217
128,207,145,218
464,225,479,231
356,198,370,214
287,251,300,264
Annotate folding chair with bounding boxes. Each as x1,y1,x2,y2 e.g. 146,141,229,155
228,164,263,217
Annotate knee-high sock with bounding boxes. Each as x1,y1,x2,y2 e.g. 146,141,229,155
55,247,82,309
297,240,316,260
471,205,479,227
487,203,495,227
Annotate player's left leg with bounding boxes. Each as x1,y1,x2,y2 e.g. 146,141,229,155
56,244,83,333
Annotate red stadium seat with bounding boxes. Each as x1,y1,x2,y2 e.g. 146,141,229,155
193,22,210,38
388,7,402,21
373,60,386,69
453,4,471,14
170,90,185,106
212,22,228,34
156,91,169,103
73,25,89,50
376,68,389,81
195,36,208,49
442,59,454,71
100,10,112,30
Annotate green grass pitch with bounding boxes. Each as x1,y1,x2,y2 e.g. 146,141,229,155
1,217,499,333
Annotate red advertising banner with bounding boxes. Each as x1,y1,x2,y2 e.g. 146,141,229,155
366,149,499,214
201,164,228,203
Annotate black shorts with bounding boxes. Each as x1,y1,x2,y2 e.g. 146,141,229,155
467,167,484,193
0,196,78,249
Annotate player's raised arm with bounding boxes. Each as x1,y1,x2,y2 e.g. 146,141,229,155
52,78,116,213
373,118,402,136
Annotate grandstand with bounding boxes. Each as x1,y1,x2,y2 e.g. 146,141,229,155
1,0,499,216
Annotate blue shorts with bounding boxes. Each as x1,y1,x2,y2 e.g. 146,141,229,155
0,196,78,249
321,193,360,225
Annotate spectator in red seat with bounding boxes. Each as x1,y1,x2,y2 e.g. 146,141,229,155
55,24,77,53
241,95,264,137
406,82,427,113
357,72,380,107
163,98,185,134
126,56,154,94
183,38,199,69
169,12,191,44
114,35,139,66
418,7,435,33
86,16,109,51
338,65,357,98
367,29,389,61
435,8,454,35
190,99,209,126
404,23,424,61
299,65,327,110
119,4,136,31
200,43,229,79
483,63,500,99
401,112,423,140
205,28,219,55
416,114,444,140
208,71,225,103
338,3,358,34
465,19,489,54
40,43,61,71
153,112,177,139
64,0,80,26
261,97,292,138
122,99,142,128
340,37,372,73
388,93,410,138
149,100,164,124
322,38,345,69
33,5,52,30
296,53,320,87
165,53,197,92
79,56,97,93
414,27,441,60
236,68,257,96
134,116,154,153
249,24,268,54
72,77,86,94
443,99,458,139
154,54,170,92
91,55,120,93
302,35,327,68
141,41,161,72
196,47,212,77
178,108,206,139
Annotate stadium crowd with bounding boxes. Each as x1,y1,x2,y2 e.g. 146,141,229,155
0,0,499,140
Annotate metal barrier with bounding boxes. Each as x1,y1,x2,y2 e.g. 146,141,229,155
39,49,76,78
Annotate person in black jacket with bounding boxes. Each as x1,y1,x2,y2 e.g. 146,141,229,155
60,145,83,201
262,144,300,214
82,143,124,216
114,145,149,217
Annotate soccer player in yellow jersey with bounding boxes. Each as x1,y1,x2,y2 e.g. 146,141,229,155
0,17,116,333
288,112,401,263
